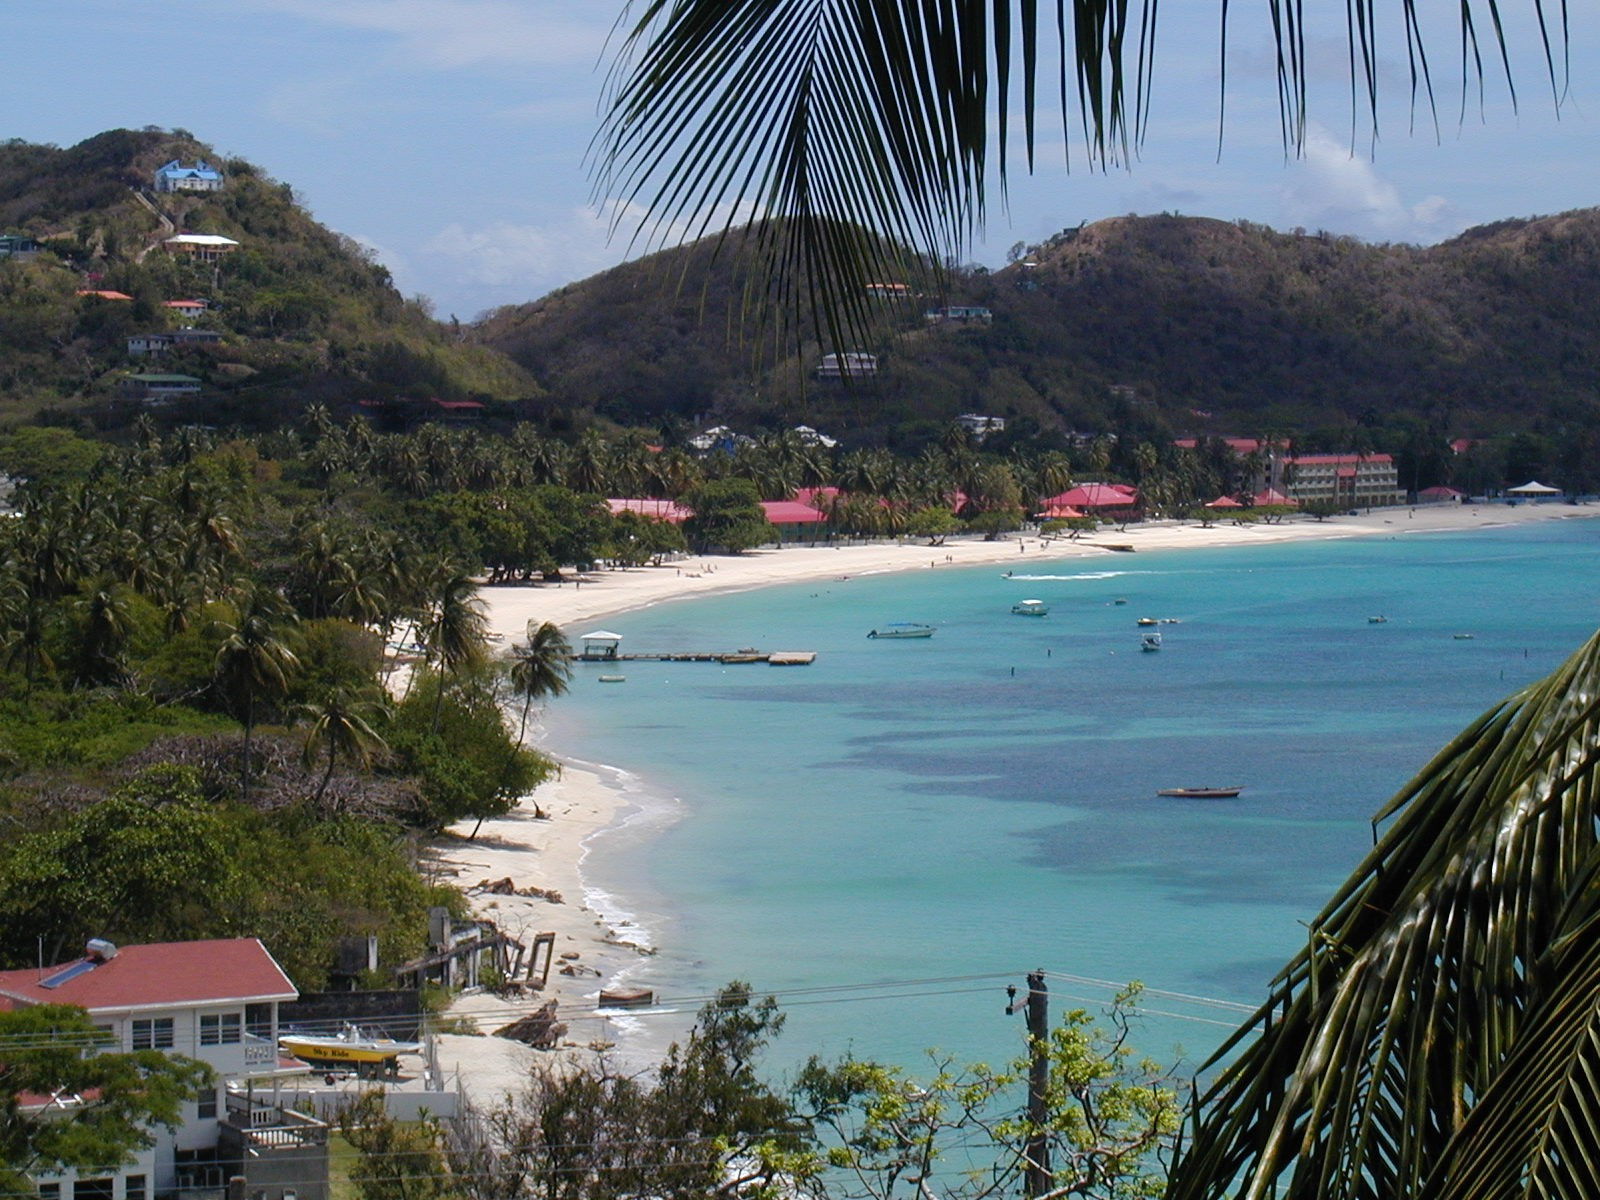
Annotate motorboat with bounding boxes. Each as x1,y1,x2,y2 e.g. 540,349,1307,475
279,1025,421,1067
1137,616,1159,626
1368,616,1388,624
1011,599,1049,616
868,623,936,639
1141,631,1162,652
598,674,627,683
1157,786,1244,799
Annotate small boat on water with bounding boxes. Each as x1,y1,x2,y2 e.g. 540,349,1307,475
1113,598,1128,606
1011,599,1049,616
868,623,936,639
1454,633,1475,640
1157,786,1244,799
598,674,627,683
1141,631,1163,652
280,1025,421,1066
1368,616,1388,624
1137,616,1158,626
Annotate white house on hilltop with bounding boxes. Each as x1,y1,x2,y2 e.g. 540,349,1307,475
0,937,326,1200
153,161,224,193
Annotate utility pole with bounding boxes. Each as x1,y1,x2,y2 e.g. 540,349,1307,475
1006,970,1050,1199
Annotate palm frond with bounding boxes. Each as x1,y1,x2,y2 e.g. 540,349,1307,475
594,2,1565,357
1166,625,1600,1200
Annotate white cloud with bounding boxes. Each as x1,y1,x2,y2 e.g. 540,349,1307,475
242,0,610,69
1277,126,1457,241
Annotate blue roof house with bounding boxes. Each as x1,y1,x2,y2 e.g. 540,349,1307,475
153,159,224,193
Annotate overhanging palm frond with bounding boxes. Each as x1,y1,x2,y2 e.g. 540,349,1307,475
595,2,1566,357
1422,851,1600,1199
1166,626,1600,1200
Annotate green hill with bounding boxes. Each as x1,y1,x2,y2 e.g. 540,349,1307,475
0,128,536,424
474,209,1600,443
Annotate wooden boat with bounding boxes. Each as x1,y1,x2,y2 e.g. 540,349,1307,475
868,623,935,639
279,1025,421,1066
597,986,655,1008
1157,786,1244,799
1011,599,1049,616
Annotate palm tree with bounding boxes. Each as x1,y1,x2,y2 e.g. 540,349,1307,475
419,570,488,733
490,621,575,833
298,686,389,812
596,3,1565,359
213,587,300,802
1165,627,1600,1200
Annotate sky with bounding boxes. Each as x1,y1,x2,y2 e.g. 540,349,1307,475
3,2,1594,320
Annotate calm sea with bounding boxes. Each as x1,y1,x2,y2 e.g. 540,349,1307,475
540,517,1600,1073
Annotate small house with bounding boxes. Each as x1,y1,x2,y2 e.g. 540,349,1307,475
163,299,208,319
761,499,829,542
163,233,240,263
120,373,202,402
153,159,225,193
0,233,41,259
924,305,993,324
127,333,176,357
816,352,878,379
171,328,223,347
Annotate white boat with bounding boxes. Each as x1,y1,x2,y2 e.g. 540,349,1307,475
1011,599,1049,616
1141,631,1162,652
868,623,936,639
279,1025,421,1067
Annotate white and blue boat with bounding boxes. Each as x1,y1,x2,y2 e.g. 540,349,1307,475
867,623,936,639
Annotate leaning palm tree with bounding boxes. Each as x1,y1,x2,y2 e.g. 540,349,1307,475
298,686,390,812
213,586,300,802
484,621,576,835
1165,626,1600,1200
597,3,1567,358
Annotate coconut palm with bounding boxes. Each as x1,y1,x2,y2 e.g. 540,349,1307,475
213,586,300,801
1165,627,1600,1199
489,621,576,833
297,686,390,812
419,570,489,733
597,3,1566,359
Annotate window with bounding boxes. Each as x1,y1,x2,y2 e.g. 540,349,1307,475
125,1178,146,1200
73,1181,112,1200
130,1018,173,1050
197,1088,217,1119
92,1023,116,1047
200,1013,241,1045
244,1003,273,1039
38,1184,59,1200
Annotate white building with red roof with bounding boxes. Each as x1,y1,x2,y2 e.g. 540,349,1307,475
0,938,325,1200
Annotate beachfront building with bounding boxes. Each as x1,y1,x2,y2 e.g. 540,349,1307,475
1041,482,1141,522
1287,454,1402,508
153,159,225,193
761,499,829,542
0,937,327,1200
1418,486,1466,505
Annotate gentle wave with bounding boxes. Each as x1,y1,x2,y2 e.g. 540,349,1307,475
1001,570,1140,581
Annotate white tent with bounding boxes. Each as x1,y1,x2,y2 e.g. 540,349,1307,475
1508,480,1561,496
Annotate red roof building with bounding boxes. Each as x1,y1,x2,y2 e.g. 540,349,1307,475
1043,483,1141,511
0,938,295,1011
761,499,828,526
609,498,691,523
1287,453,1401,507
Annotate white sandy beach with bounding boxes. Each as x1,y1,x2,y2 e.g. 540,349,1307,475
430,500,1593,1100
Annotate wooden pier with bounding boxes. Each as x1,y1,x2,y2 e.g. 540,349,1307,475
574,649,816,666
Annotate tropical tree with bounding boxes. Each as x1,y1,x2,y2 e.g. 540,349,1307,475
298,686,390,811
419,569,488,732
1165,627,1600,1199
212,586,300,800
496,622,574,829
596,3,1566,357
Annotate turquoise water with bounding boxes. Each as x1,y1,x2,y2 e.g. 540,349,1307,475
542,518,1600,1071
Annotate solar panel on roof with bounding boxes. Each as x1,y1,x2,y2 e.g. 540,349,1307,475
40,960,98,989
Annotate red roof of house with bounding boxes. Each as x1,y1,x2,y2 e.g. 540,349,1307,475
76,290,133,301
1045,483,1139,509
1036,503,1085,519
1292,453,1394,466
794,486,841,507
1253,488,1297,507
761,500,827,524
163,299,205,308
1205,495,1244,509
1419,485,1465,498
432,400,485,411
0,939,296,1012
608,498,691,523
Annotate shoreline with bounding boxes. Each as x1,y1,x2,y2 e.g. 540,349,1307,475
431,501,1592,1099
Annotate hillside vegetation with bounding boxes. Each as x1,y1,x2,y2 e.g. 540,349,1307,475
0,129,535,421
476,210,1600,443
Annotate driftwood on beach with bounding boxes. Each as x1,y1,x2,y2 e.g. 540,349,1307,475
495,1000,567,1049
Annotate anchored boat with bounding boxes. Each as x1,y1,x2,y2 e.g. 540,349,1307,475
1156,786,1244,799
868,623,936,639
1011,599,1049,617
